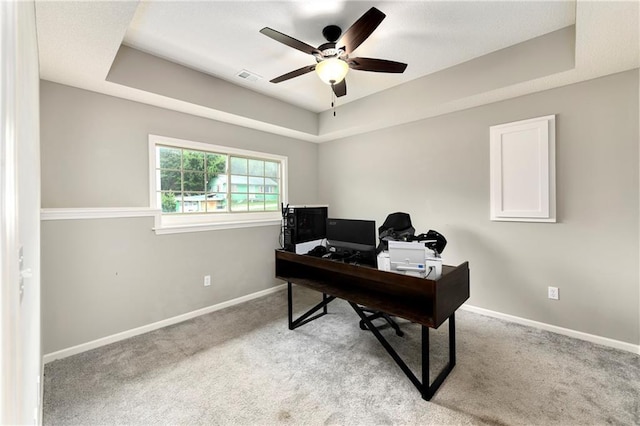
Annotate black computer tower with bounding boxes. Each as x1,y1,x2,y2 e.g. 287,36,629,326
283,205,328,252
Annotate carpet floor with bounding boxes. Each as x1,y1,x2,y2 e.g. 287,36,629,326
43,286,640,425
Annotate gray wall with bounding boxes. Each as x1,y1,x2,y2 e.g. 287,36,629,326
41,70,640,354
107,45,318,136
40,81,319,353
318,70,640,345
41,82,318,208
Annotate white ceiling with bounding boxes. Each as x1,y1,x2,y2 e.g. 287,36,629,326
122,1,576,112
35,1,639,142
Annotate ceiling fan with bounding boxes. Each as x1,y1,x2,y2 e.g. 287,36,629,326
259,7,407,98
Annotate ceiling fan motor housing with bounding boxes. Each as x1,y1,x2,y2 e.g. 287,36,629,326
322,25,342,42
318,25,345,61
316,42,345,61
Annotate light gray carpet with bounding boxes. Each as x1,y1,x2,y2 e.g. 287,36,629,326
43,286,640,425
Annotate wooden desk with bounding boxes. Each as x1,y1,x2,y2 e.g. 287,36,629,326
275,250,470,400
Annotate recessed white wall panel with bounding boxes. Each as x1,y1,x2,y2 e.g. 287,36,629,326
490,115,555,222
501,129,542,212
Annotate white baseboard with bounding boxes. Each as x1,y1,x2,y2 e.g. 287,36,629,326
461,304,640,355
44,288,639,363
43,284,287,364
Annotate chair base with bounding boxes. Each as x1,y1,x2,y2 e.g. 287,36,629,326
358,307,404,337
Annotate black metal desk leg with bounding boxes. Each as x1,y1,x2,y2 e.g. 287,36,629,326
287,281,294,330
423,314,456,400
287,282,336,330
421,325,430,400
349,302,423,391
449,313,456,367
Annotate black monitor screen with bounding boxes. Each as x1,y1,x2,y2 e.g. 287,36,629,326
292,206,327,244
326,218,377,266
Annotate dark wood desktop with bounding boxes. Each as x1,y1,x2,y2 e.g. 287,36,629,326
275,250,470,400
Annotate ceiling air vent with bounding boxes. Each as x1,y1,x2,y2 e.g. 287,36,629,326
236,69,262,82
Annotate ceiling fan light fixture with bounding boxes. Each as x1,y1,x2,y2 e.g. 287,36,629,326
315,57,349,85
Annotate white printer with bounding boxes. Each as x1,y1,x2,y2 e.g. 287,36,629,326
378,240,443,279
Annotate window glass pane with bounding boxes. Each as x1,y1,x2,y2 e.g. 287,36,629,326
264,161,279,178
159,146,181,169
248,159,264,176
206,153,227,175
206,153,227,192
230,157,247,174
265,177,279,194
230,193,248,211
248,176,264,193
183,192,206,213
167,192,182,213
249,194,265,211
183,171,206,192
265,194,279,211
160,170,181,191
159,192,181,214
183,150,205,172
230,175,248,193
205,192,227,212
207,174,227,193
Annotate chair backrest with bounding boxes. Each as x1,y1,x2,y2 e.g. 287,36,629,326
376,212,415,253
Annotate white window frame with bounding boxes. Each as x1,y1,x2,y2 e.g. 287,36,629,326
149,134,288,234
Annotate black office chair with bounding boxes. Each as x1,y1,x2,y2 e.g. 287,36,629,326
359,212,416,337
376,212,415,253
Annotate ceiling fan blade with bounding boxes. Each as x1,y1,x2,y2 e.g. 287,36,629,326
348,57,407,73
338,7,386,54
260,27,321,56
270,65,316,83
332,80,347,97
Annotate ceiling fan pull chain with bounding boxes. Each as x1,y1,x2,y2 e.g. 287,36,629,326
331,84,336,117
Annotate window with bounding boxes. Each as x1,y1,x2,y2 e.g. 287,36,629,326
149,135,287,233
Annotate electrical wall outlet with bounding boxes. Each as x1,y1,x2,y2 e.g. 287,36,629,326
548,286,559,300
204,275,211,287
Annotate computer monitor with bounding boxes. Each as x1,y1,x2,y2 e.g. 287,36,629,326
326,218,377,266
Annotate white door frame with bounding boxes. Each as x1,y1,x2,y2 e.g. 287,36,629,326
0,0,21,422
